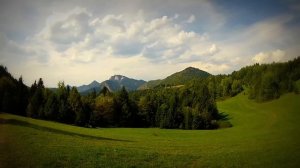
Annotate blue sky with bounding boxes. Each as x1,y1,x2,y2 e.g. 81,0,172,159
0,0,299,87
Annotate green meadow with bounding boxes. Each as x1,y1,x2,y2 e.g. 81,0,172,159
1,92,300,167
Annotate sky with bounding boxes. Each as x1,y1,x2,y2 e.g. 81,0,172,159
0,0,300,87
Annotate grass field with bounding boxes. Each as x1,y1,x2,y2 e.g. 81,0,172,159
1,93,300,167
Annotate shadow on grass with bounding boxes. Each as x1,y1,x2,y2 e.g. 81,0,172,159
0,118,132,142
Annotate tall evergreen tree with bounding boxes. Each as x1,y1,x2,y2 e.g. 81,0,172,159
44,91,59,120
16,76,29,116
69,87,86,126
56,81,74,123
27,78,45,118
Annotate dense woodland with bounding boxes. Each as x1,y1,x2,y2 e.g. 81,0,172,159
0,57,299,129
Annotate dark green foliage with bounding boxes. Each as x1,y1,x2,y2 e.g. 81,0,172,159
294,80,300,94
138,79,162,90
91,87,140,128
137,94,157,127
81,93,95,126
16,77,29,116
133,81,219,129
183,82,218,129
157,103,170,128
0,66,29,115
221,77,233,97
161,67,211,86
139,67,210,89
91,94,115,127
0,76,17,113
260,72,280,100
245,57,300,101
100,86,110,96
231,79,243,96
69,87,86,126
27,78,45,118
44,91,59,120
183,107,193,129
114,87,139,127
0,57,299,129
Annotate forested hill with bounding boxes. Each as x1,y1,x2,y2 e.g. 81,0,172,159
138,67,211,89
228,57,300,101
0,66,28,115
76,67,211,92
0,57,299,129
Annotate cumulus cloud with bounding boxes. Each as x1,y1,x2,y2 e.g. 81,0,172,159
39,8,92,51
187,15,195,23
207,44,220,55
0,6,226,86
252,49,287,64
23,8,219,65
214,14,300,70
0,32,45,64
2,1,299,87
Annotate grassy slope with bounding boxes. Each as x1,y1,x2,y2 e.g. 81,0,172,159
1,93,300,167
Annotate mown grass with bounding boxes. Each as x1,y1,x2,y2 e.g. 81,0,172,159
0,93,300,167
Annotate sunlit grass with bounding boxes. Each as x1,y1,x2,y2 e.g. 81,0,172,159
1,93,300,167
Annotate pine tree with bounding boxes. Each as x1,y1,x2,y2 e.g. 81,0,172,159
27,78,45,118
44,92,59,120
69,87,86,126
57,81,74,123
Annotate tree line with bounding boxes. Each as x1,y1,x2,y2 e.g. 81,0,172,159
0,66,220,129
0,57,299,129
206,57,300,102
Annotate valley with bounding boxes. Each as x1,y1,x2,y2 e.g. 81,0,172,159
1,92,299,167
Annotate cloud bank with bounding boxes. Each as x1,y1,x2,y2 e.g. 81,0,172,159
0,0,299,87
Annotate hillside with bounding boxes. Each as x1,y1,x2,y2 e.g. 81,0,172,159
1,92,299,167
137,79,162,90
139,67,211,89
77,67,210,92
0,65,28,115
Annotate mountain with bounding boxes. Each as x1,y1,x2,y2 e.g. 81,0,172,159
137,79,162,90
163,67,211,85
139,67,211,89
77,80,101,93
102,75,146,91
77,67,209,93
77,75,146,94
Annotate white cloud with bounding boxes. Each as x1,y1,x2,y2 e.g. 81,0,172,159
187,15,195,23
44,9,92,48
213,14,300,71
2,1,299,87
252,49,287,64
1,7,225,86
174,13,179,19
23,8,219,65
208,44,220,55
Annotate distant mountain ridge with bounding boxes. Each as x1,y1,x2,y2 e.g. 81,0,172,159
138,67,211,89
101,75,146,92
77,67,211,93
77,80,101,93
77,75,146,94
